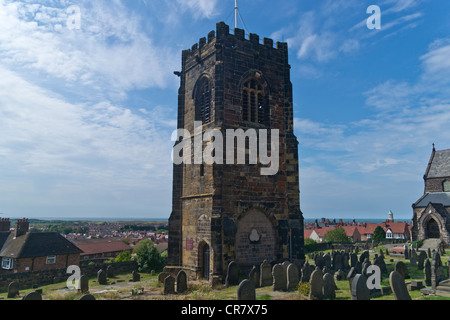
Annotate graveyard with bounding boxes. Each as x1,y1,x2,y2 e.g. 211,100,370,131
1,242,450,300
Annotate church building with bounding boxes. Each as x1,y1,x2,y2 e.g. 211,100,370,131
411,146,450,243
167,22,305,285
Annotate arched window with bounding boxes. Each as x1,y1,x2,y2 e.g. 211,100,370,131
194,76,212,124
242,77,268,125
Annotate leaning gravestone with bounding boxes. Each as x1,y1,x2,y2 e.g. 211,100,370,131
7,281,19,299
225,261,239,287
351,274,370,300
158,272,170,283
237,279,256,300
97,269,107,285
176,270,188,294
260,260,272,287
79,294,96,300
22,291,42,300
287,263,300,291
164,275,176,295
389,271,411,300
309,268,324,300
322,273,336,299
80,275,89,293
272,264,286,291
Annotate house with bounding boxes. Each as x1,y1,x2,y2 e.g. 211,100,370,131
0,218,83,273
357,219,410,241
73,238,133,263
304,226,361,243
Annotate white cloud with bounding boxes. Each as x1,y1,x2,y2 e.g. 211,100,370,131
175,0,219,19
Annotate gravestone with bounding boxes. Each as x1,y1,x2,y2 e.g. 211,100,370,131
418,251,427,270
394,261,408,279
106,265,114,278
309,268,324,300
226,261,239,287
272,264,286,291
132,271,141,282
404,247,409,259
300,262,312,283
287,263,299,291
176,270,188,294
334,269,345,281
79,294,96,300
389,271,411,300
322,273,336,299
22,291,42,300
260,260,272,287
424,259,432,286
80,275,89,293
428,248,432,258
333,252,343,271
373,255,387,275
323,253,332,269
359,250,370,263
350,253,358,268
237,279,256,300
7,281,19,299
342,252,350,270
410,249,417,267
249,265,260,288
347,267,357,288
97,269,107,285
164,275,176,295
351,274,370,300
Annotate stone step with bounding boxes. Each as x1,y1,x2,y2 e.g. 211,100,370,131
436,290,450,298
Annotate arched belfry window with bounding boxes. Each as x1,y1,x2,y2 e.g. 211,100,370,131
194,76,212,124
242,77,268,125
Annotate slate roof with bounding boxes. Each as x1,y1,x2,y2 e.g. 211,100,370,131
0,232,83,259
425,149,450,179
414,192,450,207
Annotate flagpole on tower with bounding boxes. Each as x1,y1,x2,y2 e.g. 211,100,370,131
235,0,238,29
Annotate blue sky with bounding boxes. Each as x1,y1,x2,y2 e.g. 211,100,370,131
0,0,449,220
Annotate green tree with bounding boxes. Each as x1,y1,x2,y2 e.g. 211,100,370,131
115,250,132,262
373,226,386,242
132,239,165,272
323,227,350,243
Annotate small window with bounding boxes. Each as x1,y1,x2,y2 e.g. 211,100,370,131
195,77,212,124
1,258,13,270
46,256,56,265
443,180,450,192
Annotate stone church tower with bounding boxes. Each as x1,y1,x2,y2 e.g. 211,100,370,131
167,22,304,284
411,146,450,243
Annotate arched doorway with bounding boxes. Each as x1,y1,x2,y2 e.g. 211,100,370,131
235,209,276,266
426,218,440,239
199,242,210,280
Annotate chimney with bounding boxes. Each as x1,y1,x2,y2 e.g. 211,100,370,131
14,218,29,237
0,218,10,232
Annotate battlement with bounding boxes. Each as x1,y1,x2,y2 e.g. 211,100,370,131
182,21,288,60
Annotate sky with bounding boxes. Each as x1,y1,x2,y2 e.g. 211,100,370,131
0,0,449,221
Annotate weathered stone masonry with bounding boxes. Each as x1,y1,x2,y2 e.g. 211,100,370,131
168,22,305,285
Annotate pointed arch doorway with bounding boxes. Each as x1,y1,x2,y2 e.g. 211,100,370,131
426,218,440,239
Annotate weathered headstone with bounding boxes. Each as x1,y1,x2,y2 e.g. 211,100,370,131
249,265,260,288
323,253,332,269
351,274,370,300
22,291,42,300
7,281,19,299
333,252,343,271
322,273,336,299
300,262,312,283
97,269,107,285
334,269,345,281
80,275,89,293
176,270,188,294
272,264,286,291
309,268,324,300
237,279,256,300
424,259,432,286
164,275,176,295
350,253,358,268
158,272,170,283
287,263,299,291
418,251,427,270
225,261,239,287
410,248,417,267
359,250,370,263
260,260,272,287
394,261,408,279
132,271,141,282
106,264,114,278
79,294,96,300
389,271,411,300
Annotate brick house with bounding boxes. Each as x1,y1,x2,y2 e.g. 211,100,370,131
0,218,82,273
305,226,361,243
73,239,133,263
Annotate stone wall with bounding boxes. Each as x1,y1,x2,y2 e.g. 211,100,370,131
0,261,137,293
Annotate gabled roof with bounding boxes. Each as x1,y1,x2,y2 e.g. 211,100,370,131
0,232,83,259
74,239,132,256
425,148,450,179
414,192,450,207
